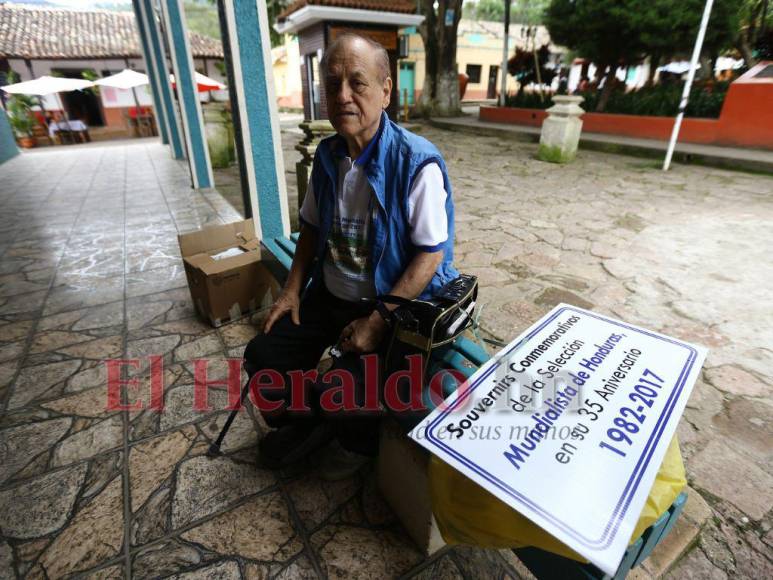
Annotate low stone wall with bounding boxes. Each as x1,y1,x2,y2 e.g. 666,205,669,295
481,62,773,150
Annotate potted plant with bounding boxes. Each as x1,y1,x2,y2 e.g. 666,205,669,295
7,94,38,148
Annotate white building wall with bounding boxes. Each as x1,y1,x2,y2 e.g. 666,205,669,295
6,56,226,110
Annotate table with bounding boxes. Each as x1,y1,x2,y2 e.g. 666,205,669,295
49,120,90,144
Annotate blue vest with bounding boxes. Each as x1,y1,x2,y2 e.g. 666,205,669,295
306,112,458,300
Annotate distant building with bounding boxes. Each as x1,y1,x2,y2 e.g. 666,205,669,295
271,37,302,110
0,3,224,136
401,19,557,103
275,0,423,121
269,15,560,111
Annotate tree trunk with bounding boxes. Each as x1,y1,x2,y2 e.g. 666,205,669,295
596,63,618,112
646,54,660,86
698,54,712,81
737,30,758,68
417,0,462,117
418,0,437,114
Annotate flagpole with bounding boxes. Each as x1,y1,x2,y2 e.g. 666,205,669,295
663,0,715,171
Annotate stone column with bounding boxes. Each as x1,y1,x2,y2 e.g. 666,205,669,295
133,0,185,159
295,120,335,210
538,95,585,164
216,0,289,239
131,0,169,146
160,0,214,189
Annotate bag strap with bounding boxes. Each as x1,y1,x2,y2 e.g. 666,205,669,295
376,294,415,307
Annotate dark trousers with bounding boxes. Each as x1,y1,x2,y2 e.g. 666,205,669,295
243,286,383,456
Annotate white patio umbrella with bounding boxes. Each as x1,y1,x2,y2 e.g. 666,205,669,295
657,61,695,75
93,69,150,132
93,69,149,90
170,71,226,92
2,75,93,96
2,75,94,136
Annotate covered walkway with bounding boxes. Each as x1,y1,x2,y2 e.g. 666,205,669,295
0,141,521,579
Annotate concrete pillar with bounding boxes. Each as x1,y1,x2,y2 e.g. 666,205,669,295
134,0,185,159
217,0,290,239
160,0,214,190
0,109,19,165
538,95,585,164
132,0,169,144
295,120,335,212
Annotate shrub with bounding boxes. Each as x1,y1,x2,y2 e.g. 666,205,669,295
7,94,37,137
506,82,729,118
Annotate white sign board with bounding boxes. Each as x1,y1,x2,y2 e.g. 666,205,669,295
410,304,707,576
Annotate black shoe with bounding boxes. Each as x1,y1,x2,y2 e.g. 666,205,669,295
257,422,334,470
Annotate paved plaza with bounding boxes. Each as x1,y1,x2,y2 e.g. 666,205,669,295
0,125,771,579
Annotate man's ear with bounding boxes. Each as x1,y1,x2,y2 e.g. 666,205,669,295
382,77,393,108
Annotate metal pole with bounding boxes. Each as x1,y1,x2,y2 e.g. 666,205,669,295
125,57,145,136
663,0,714,171
499,0,511,106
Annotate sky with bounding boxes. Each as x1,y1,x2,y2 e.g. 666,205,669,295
9,1,130,8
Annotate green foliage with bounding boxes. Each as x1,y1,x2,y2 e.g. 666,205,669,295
464,0,550,23
505,90,554,109
546,0,743,65
81,69,100,96
538,143,574,163
184,0,222,41
266,0,291,47
464,0,505,21
512,0,551,24
7,93,37,137
506,82,729,118
191,0,289,47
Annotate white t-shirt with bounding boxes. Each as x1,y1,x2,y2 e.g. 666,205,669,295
300,158,449,301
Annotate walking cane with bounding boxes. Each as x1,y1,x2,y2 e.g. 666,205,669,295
207,374,253,457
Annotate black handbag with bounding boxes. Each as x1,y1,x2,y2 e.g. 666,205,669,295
379,274,478,383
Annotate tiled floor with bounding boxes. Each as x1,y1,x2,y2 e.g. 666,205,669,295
3,123,772,579
0,140,524,579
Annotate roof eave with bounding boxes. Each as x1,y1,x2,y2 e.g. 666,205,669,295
274,5,424,35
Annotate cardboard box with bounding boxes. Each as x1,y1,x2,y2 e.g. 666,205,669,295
377,418,446,555
178,219,280,327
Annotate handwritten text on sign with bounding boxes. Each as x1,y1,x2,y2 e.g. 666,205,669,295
410,304,707,576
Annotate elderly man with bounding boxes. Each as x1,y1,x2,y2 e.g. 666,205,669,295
244,33,457,479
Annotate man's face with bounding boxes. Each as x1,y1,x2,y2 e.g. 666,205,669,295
324,39,392,143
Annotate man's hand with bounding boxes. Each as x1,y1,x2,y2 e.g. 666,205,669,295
263,288,301,334
339,311,388,353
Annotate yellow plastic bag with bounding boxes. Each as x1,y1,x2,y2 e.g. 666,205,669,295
429,436,686,562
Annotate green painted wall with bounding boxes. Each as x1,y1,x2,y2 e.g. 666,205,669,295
0,109,19,165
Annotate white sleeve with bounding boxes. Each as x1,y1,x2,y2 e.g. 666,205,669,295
299,178,319,228
407,162,448,251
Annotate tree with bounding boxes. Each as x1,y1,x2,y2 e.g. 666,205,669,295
512,0,552,24
417,0,464,116
545,0,744,111
737,0,773,64
546,0,647,111
507,44,555,91
464,0,505,21
266,0,291,48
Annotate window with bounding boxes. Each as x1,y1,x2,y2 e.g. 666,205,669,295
305,54,321,120
466,64,482,84
399,34,409,59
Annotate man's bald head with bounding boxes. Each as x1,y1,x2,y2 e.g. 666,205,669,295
321,33,391,83
321,32,392,154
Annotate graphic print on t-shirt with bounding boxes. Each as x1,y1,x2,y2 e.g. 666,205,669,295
326,207,371,279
